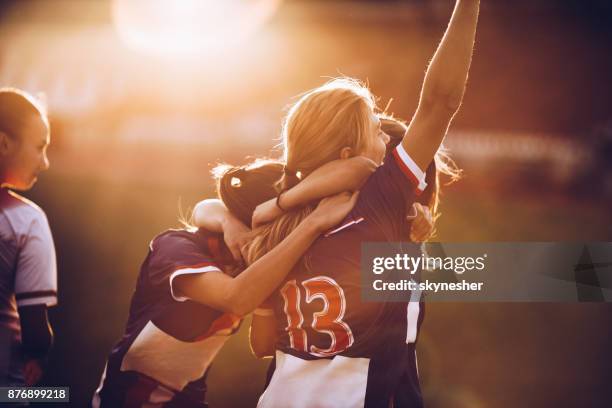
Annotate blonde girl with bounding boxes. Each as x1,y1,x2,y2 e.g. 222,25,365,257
243,1,481,407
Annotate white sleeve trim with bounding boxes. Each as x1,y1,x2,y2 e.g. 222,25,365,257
394,144,428,192
16,295,57,307
169,265,222,302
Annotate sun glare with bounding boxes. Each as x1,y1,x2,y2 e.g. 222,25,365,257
112,0,282,58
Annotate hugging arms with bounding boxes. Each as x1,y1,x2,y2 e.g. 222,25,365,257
94,1,479,406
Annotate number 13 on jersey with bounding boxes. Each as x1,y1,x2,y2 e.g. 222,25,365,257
281,276,422,357
280,276,354,357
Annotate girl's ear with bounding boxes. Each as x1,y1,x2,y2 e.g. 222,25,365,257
339,146,354,160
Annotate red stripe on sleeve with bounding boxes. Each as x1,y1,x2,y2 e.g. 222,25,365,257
392,149,423,196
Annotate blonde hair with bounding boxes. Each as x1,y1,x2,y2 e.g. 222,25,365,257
241,78,379,268
278,77,378,190
242,78,462,267
244,207,315,268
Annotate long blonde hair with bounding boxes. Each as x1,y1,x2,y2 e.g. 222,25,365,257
278,78,378,190
244,78,460,266
243,78,378,266
244,78,377,265
244,206,315,267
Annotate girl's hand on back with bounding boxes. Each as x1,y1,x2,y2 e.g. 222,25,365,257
221,213,251,264
309,191,359,233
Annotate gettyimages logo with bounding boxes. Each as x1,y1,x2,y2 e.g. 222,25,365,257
361,242,612,302
372,252,487,275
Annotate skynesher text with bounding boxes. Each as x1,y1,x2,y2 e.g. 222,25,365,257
373,279,484,292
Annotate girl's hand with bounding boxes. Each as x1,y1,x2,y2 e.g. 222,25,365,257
407,203,434,242
309,191,359,233
221,213,251,263
252,197,283,228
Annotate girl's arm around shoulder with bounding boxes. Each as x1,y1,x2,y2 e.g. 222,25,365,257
192,199,230,233
192,198,250,262
252,157,375,227
175,192,359,316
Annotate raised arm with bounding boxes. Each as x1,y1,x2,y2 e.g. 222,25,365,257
175,192,359,316
402,0,480,171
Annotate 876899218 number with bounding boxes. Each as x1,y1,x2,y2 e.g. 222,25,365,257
1,387,69,403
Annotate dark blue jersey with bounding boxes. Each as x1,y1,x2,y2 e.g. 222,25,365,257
259,145,427,408
93,228,241,408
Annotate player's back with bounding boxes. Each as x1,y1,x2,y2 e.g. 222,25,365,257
93,228,241,408
0,189,57,386
259,145,427,408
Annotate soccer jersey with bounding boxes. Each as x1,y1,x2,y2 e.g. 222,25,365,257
258,145,427,408
93,228,241,408
0,188,57,385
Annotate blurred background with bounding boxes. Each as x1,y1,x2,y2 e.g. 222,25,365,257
1,0,611,406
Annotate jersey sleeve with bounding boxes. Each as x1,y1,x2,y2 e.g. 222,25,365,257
14,211,57,308
147,232,222,303
355,144,428,241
